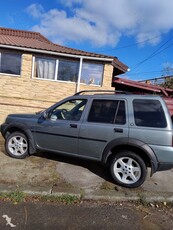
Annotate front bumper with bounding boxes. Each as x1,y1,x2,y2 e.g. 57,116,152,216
0,123,8,138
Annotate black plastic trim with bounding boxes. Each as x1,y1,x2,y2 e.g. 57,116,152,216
102,137,159,175
1,123,36,154
34,131,107,143
157,163,173,171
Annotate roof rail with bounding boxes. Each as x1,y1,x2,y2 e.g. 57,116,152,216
74,90,131,95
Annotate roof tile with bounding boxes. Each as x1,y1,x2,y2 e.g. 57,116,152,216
0,27,128,73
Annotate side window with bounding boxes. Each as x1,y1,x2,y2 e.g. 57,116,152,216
50,99,87,121
133,99,167,128
88,100,126,124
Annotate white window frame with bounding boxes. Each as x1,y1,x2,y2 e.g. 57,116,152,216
32,56,104,90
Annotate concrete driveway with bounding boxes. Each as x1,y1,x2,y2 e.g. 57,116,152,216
0,134,173,202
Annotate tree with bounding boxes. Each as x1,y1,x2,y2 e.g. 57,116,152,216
160,77,173,89
161,63,173,77
160,64,173,89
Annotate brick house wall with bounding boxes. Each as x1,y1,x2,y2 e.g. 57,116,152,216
0,53,113,123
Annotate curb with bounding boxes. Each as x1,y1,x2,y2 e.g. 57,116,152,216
1,185,173,203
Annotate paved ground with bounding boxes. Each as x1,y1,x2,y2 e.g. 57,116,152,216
0,134,173,202
1,201,173,229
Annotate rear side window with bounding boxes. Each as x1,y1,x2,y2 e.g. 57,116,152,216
88,100,126,124
133,99,167,128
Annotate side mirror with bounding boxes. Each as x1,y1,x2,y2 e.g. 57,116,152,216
43,111,49,119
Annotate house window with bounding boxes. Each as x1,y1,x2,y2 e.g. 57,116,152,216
33,56,104,86
57,59,79,82
0,52,21,75
81,62,104,85
34,57,56,80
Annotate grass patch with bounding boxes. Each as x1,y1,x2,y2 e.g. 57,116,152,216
33,194,81,205
0,189,81,205
100,181,115,190
137,193,148,206
0,189,26,203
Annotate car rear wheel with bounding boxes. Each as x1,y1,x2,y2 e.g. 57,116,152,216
5,132,29,159
110,151,147,188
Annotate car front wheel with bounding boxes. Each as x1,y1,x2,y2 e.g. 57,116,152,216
5,132,29,159
110,151,147,188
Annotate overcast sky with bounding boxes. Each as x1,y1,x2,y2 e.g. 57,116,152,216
1,0,173,80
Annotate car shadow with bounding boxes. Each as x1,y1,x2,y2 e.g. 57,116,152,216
34,151,115,185
0,135,117,188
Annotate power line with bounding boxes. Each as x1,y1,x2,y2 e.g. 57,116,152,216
147,42,173,59
133,36,173,70
91,35,161,53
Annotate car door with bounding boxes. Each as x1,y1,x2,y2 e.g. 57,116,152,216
78,98,129,160
34,98,87,155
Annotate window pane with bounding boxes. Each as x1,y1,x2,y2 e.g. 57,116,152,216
0,53,21,75
115,101,126,124
133,99,167,128
35,57,56,80
58,60,79,82
88,100,118,123
81,63,103,85
50,99,87,121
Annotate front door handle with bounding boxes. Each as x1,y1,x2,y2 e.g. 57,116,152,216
114,128,123,133
70,124,77,128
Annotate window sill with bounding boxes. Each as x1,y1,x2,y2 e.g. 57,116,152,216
0,72,21,77
32,77,102,86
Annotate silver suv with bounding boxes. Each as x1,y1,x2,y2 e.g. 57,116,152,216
1,91,173,188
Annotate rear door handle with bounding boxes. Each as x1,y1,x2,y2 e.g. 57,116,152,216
114,128,123,133
70,124,77,128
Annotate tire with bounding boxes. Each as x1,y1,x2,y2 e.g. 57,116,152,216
110,151,147,188
5,132,29,159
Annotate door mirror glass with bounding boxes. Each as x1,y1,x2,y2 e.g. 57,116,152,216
43,111,49,119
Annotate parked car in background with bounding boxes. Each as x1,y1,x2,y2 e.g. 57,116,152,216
1,90,173,188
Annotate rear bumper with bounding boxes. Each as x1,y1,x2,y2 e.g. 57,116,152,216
150,145,173,171
157,163,173,171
